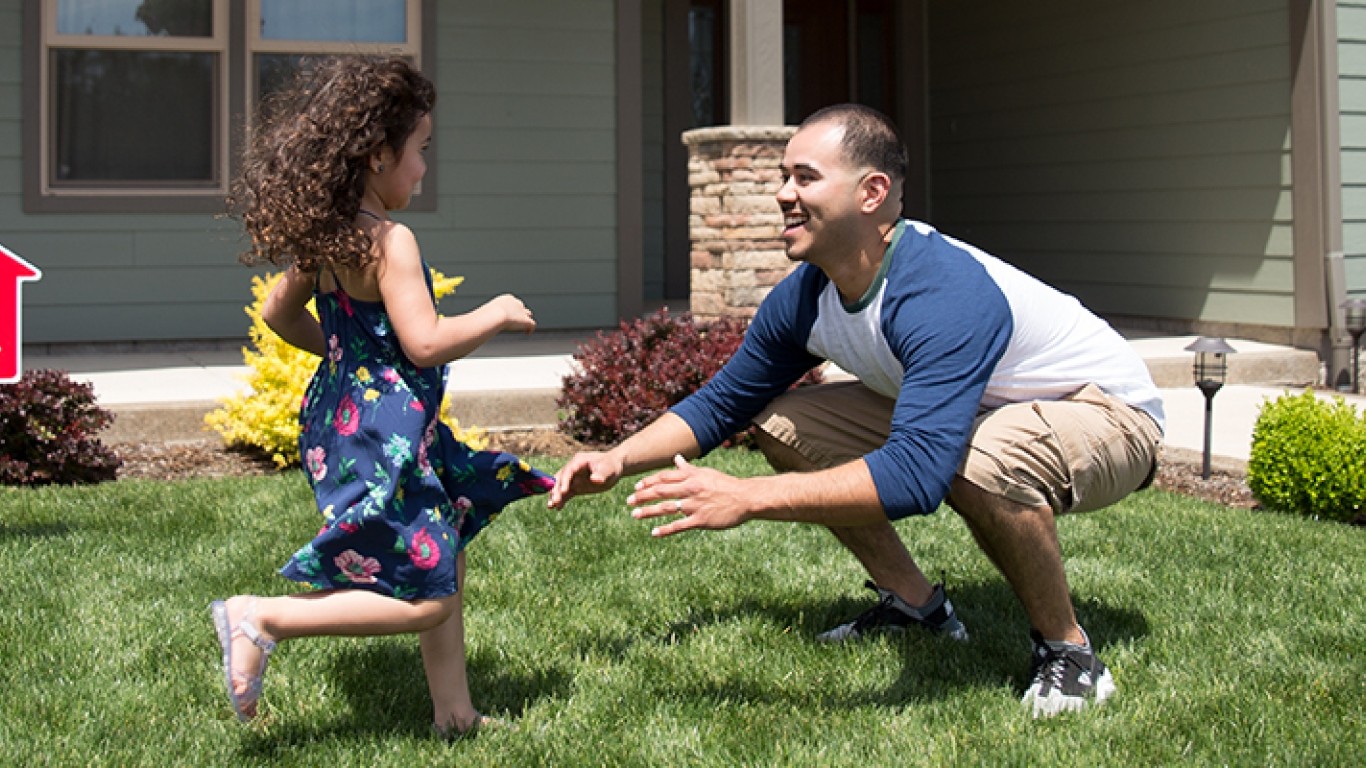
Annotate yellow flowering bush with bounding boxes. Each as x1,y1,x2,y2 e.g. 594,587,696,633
206,269,487,467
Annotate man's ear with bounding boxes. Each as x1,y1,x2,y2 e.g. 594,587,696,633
860,172,892,213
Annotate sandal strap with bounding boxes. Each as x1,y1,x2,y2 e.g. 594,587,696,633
237,597,277,653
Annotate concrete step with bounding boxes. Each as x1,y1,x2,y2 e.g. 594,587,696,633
1128,336,1321,389
46,333,1331,448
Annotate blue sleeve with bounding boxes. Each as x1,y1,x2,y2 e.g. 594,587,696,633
863,247,1013,519
671,267,825,452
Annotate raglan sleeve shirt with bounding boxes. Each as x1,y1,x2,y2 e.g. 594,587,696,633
670,267,825,451
671,229,1015,520
860,244,1013,518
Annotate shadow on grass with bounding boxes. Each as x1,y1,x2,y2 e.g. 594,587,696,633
589,580,1149,709
0,521,73,541
236,640,571,756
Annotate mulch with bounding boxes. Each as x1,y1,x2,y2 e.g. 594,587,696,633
107,429,1260,510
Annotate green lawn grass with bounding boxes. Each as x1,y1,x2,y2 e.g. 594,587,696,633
1,450,1362,766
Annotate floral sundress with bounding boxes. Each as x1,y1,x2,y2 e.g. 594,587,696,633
280,266,553,600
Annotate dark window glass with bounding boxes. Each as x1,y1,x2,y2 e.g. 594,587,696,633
255,52,329,108
51,49,216,182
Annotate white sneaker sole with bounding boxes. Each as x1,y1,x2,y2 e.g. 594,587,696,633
1025,667,1116,718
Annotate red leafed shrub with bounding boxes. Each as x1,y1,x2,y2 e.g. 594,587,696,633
557,309,823,448
0,369,122,486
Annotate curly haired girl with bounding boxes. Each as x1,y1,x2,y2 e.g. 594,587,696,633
211,55,553,738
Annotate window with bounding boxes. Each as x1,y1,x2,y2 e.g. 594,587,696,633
688,0,727,128
25,0,428,213
249,0,420,116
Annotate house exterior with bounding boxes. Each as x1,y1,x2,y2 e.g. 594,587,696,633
3,1,1363,381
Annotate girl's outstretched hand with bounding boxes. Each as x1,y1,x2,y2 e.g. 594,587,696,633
490,294,536,334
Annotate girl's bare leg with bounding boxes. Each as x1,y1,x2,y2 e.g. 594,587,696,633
418,552,483,733
220,584,458,707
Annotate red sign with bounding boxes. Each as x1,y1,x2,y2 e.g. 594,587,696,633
0,244,42,384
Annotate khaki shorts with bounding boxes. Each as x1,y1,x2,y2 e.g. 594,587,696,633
753,381,1162,515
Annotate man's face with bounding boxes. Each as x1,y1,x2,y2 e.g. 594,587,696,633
776,121,867,265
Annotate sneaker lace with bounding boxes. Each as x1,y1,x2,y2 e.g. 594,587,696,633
849,590,898,633
1034,647,1086,694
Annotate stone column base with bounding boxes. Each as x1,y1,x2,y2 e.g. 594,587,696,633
683,125,796,321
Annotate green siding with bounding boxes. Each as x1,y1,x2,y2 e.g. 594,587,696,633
1340,1,1366,300
396,0,618,329
1,0,621,344
928,0,1295,327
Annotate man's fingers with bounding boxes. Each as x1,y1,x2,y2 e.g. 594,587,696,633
549,455,616,508
631,498,684,521
650,516,695,538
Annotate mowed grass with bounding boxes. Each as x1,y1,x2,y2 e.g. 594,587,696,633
0,450,1362,767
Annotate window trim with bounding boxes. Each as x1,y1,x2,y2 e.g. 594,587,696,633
23,0,434,214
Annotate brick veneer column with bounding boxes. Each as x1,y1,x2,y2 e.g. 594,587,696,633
682,125,796,321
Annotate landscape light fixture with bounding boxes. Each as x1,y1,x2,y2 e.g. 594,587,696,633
1342,298,1366,394
1185,336,1236,481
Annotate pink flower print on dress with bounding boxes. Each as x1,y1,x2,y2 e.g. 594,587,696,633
334,550,381,584
304,446,327,482
452,495,473,527
334,394,360,436
336,291,354,317
408,529,441,570
519,474,554,494
382,367,400,384
327,335,343,364
417,434,432,476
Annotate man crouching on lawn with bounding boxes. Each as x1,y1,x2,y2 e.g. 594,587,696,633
548,103,1163,718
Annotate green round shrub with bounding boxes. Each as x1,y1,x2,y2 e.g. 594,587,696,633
1247,389,1366,522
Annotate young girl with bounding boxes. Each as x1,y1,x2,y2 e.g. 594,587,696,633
211,55,553,737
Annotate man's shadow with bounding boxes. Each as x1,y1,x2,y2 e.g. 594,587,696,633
238,583,1147,753
613,580,1148,709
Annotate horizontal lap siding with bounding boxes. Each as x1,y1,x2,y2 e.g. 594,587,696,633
1340,2,1366,298
928,0,1294,327
0,0,619,344
412,0,618,329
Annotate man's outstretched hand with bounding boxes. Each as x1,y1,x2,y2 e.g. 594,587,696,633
547,451,626,509
627,454,754,538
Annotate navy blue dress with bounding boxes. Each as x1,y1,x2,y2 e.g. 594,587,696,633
280,268,553,599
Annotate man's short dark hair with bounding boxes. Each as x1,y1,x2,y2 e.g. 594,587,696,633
800,104,908,184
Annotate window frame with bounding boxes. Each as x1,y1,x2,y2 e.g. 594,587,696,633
23,0,434,214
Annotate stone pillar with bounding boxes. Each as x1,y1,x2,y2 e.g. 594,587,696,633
682,125,796,321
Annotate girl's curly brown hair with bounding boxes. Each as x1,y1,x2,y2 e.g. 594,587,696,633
229,56,435,272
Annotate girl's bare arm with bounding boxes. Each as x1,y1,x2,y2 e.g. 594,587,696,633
261,266,326,357
377,223,535,368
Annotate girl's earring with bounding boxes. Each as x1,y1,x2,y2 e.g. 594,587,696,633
375,163,384,173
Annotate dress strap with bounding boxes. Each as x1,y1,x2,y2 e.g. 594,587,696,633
313,265,345,295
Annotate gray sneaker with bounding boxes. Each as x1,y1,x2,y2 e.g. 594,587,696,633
816,580,969,643
1022,629,1116,717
